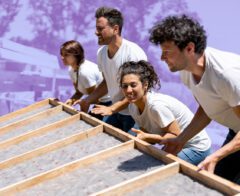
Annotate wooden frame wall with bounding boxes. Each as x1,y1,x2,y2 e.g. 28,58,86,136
0,99,239,195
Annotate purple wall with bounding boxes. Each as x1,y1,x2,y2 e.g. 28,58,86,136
1,0,240,150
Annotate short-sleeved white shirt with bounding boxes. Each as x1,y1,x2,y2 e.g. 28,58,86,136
97,39,147,115
68,60,110,102
129,92,211,151
180,47,240,133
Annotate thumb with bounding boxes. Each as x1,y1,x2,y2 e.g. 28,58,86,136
131,128,142,134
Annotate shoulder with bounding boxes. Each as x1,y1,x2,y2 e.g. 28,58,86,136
122,39,147,60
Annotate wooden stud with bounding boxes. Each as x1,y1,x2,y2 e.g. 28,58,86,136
0,105,63,137
0,140,135,195
0,99,51,124
93,162,180,196
0,114,82,150
0,125,103,169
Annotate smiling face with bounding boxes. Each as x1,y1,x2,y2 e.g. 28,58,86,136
95,17,117,45
61,52,78,70
160,41,189,72
121,74,148,105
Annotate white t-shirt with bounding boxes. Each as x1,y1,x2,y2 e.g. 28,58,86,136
97,39,147,115
180,47,240,133
68,60,110,103
129,92,211,151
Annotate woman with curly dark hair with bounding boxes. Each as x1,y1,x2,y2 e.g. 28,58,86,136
119,60,211,165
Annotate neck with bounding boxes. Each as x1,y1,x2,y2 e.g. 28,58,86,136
135,94,147,114
108,36,122,58
187,53,205,83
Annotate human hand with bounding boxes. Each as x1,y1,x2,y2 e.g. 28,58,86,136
131,128,150,141
91,105,113,116
73,99,90,113
197,155,218,173
65,99,74,106
160,137,184,155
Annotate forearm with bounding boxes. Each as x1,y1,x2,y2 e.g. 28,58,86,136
212,131,240,161
179,105,211,143
109,98,129,113
70,90,83,101
85,80,108,104
144,133,176,144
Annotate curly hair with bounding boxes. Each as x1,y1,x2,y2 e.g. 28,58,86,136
60,40,84,65
118,60,161,91
149,15,207,54
95,7,123,35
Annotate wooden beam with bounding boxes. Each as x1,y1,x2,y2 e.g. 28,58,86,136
0,105,63,136
0,140,134,195
0,114,81,150
49,98,79,115
133,138,240,194
0,125,103,169
0,99,50,124
134,137,177,164
80,112,104,127
179,160,240,195
93,162,180,196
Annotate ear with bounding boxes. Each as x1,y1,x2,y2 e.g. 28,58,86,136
113,25,119,35
185,42,195,54
143,81,148,91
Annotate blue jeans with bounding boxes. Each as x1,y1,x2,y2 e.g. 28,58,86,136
178,147,211,166
104,113,135,133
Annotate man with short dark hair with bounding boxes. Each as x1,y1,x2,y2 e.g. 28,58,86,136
79,7,147,133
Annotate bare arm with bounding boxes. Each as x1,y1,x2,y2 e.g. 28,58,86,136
131,120,181,144
65,87,83,106
85,85,97,95
74,79,108,112
162,105,211,154
178,105,211,143
91,97,129,116
198,105,240,173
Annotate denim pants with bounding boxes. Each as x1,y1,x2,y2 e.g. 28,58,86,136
178,147,211,166
214,129,240,185
104,113,135,133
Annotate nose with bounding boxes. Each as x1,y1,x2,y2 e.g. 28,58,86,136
126,85,133,93
161,54,166,61
95,29,100,36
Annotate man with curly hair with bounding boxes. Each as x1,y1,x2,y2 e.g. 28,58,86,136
150,15,240,184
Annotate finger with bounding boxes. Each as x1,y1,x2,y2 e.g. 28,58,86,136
131,128,141,134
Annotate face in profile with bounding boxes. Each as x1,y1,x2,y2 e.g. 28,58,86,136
160,41,188,72
95,17,115,45
121,74,147,105
61,52,78,70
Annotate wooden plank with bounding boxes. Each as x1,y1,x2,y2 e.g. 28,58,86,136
80,112,104,127
0,140,135,195
0,105,63,136
178,160,240,195
134,138,240,194
0,114,82,150
134,137,177,164
93,162,180,196
0,125,103,169
49,98,79,115
0,99,50,124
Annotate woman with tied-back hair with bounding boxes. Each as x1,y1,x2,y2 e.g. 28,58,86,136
119,60,211,165
60,40,111,120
